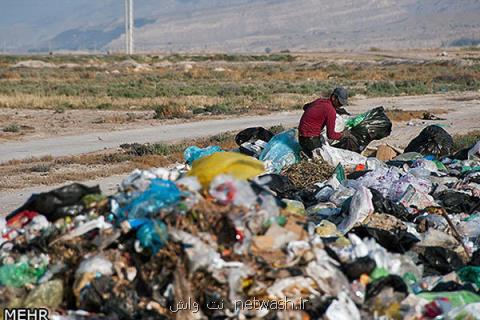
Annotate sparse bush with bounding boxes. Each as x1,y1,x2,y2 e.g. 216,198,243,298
120,142,185,156
97,102,113,110
30,163,52,173
269,125,286,134
0,71,20,79
3,123,20,133
453,130,480,152
204,104,234,115
54,106,66,114
153,104,189,119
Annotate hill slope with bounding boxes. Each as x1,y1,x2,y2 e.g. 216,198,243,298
1,0,479,52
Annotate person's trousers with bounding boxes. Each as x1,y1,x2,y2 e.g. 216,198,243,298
299,136,325,157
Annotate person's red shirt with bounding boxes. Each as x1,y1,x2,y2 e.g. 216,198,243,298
298,98,342,139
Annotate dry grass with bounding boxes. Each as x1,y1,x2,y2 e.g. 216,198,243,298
0,131,239,190
452,130,480,152
385,108,449,122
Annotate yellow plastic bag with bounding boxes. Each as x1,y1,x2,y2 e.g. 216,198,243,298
187,152,264,188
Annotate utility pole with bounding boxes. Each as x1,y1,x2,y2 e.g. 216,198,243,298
124,0,134,54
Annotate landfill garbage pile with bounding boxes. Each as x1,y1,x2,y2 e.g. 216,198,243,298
3,115,480,319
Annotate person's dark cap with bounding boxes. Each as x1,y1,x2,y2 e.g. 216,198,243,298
332,87,348,106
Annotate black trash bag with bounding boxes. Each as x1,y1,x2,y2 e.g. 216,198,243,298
365,275,408,301
254,174,298,199
417,246,465,276
349,226,420,254
303,296,335,319
342,256,377,281
452,145,473,160
347,170,372,180
430,281,477,293
434,190,479,214
235,127,274,146
404,125,453,157
8,183,101,222
370,188,415,222
469,249,480,266
333,106,392,153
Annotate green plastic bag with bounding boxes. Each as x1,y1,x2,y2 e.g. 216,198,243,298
433,160,447,172
458,266,480,288
417,291,480,307
370,267,389,280
334,164,346,182
345,113,367,129
0,262,46,288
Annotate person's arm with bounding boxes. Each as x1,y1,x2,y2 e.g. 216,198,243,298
325,109,343,140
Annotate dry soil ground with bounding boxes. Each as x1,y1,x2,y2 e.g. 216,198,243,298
1,91,479,213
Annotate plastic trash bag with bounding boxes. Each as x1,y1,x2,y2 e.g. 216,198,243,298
365,275,408,301
417,291,480,307
388,173,433,202
333,107,392,152
0,262,47,288
458,266,480,288
404,125,453,157
259,129,301,173
350,226,420,254
418,246,464,276
235,127,274,146
445,302,480,319
435,190,479,214
121,167,184,191
114,178,181,219
325,291,360,320
342,256,376,281
317,145,367,169
136,219,169,254
188,152,264,187
209,174,257,208
398,185,437,211
253,174,297,198
9,183,101,221
468,141,480,160
183,145,223,165
338,187,374,234
75,255,113,278
370,188,412,221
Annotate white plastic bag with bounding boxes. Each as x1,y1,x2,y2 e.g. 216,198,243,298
338,187,374,234
325,291,360,320
468,141,480,161
315,145,367,169
209,174,257,208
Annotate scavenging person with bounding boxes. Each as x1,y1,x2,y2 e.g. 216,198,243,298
298,86,352,157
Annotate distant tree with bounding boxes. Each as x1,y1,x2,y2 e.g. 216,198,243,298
265,47,272,54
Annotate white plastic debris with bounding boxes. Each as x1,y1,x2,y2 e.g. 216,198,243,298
338,187,374,234
325,291,361,320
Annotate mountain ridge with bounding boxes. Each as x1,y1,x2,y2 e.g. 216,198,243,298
1,0,479,53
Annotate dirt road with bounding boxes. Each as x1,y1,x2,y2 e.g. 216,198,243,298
2,92,479,163
1,92,479,213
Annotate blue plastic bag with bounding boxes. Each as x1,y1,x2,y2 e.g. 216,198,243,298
259,129,301,173
116,178,181,218
136,219,169,254
184,146,223,165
